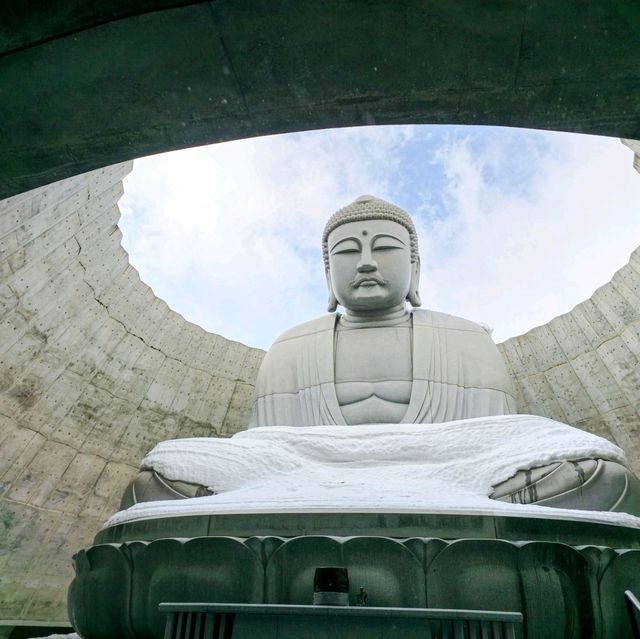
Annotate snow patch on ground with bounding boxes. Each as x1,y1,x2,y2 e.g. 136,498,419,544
107,415,640,528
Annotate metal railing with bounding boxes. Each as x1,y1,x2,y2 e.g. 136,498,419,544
160,602,523,639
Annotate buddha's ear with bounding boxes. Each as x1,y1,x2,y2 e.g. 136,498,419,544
326,269,338,312
407,259,422,307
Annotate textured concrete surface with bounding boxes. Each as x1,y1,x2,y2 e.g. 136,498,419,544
498,246,640,476
3,1,640,199
0,164,263,622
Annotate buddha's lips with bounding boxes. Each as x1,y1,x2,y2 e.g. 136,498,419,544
350,275,389,288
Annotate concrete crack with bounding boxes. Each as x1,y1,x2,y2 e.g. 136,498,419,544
73,237,250,383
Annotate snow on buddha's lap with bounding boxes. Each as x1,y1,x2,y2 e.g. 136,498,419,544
107,414,640,528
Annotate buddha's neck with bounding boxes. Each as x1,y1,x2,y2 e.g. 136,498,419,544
340,304,410,328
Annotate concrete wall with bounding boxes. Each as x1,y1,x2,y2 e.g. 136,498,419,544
498,250,640,475
0,164,263,623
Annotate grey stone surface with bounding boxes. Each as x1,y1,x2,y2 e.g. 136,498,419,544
491,458,640,513
3,2,640,199
70,529,640,638
0,165,262,622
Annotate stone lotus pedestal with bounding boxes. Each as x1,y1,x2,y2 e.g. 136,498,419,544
68,419,640,638
68,510,640,639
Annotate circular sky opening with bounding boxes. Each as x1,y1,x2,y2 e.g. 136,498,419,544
119,125,640,351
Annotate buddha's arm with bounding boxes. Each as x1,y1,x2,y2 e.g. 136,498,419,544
119,469,214,510
490,459,640,515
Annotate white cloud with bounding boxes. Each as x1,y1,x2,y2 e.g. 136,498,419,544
418,131,640,341
119,126,640,349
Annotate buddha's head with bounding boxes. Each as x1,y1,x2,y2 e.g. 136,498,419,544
322,195,421,313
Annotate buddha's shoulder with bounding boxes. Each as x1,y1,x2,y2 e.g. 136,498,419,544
271,314,337,345
257,315,336,385
413,308,489,334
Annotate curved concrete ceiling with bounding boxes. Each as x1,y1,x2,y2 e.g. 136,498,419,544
2,1,640,198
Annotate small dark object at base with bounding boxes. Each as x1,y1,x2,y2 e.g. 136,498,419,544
313,567,349,606
356,587,368,606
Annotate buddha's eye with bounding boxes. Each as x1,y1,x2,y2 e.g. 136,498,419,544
373,245,401,251
330,239,361,255
372,236,405,251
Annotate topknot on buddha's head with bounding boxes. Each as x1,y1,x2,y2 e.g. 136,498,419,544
322,195,419,270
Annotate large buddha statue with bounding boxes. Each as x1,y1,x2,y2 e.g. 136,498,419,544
121,196,640,515
250,195,516,427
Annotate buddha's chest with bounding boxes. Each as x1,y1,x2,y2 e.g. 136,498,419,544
334,326,412,424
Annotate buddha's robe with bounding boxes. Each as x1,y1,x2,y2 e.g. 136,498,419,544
250,309,517,427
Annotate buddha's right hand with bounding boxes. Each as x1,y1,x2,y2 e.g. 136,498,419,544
119,469,214,510
490,458,640,515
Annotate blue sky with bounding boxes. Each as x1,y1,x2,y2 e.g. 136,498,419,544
119,126,640,350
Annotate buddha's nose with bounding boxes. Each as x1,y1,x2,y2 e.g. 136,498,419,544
357,259,377,272
357,244,377,272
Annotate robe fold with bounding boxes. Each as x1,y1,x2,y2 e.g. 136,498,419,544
249,309,517,427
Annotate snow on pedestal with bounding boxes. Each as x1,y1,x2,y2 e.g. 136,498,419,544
108,414,640,529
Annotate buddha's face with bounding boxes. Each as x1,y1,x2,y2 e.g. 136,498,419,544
327,219,414,312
